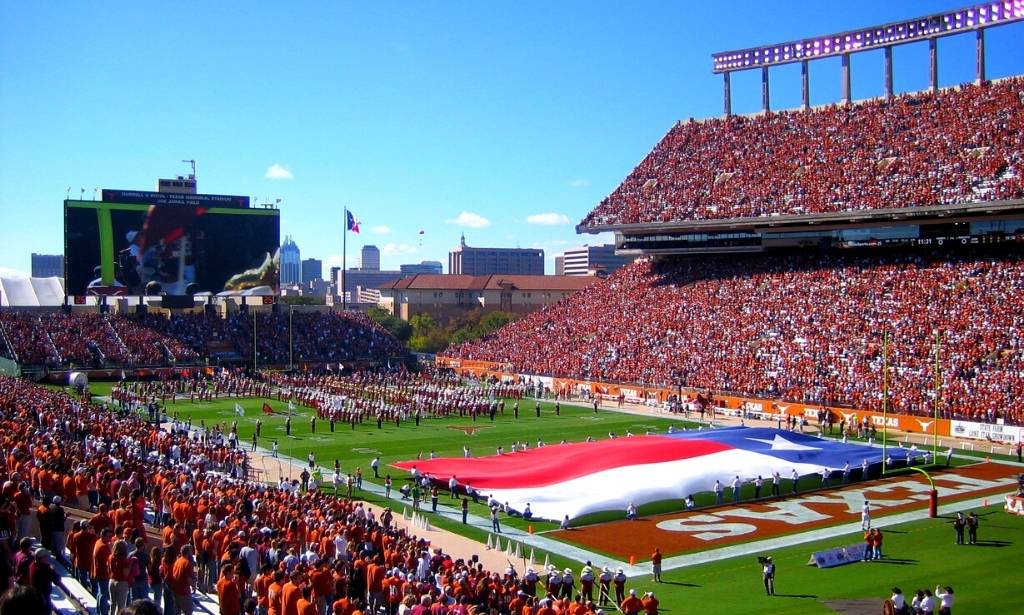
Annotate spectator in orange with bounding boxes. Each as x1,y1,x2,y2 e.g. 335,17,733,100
170,544,197,615
109,539,133,615
281,571,303,615
642,591,660,615
92,528,113,615
217,564,243,615
620,588,644,615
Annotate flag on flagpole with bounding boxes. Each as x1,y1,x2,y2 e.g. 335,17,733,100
346,210,360,234
288,400,296,414
234,403,245,417
262,402,274,415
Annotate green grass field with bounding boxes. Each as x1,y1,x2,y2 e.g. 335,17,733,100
638,503,1022,614
80,383,1023,612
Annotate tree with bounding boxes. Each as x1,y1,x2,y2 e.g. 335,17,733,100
367,307,412,342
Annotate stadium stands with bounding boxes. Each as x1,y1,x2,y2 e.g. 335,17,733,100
226,311,407,365
0,310,405,369
0,376,579,614
448,248,1024,424
580,78,1024,228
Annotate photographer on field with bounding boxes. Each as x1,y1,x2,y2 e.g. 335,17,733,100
759,556,775,596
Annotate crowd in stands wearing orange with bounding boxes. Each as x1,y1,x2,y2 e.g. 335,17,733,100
581,78,1024,228
450,248,1024,424
0,311,404,369
0,376,628,614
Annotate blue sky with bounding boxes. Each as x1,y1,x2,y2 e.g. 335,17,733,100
2,1,1021,276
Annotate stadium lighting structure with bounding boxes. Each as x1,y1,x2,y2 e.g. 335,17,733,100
712,2,1024,114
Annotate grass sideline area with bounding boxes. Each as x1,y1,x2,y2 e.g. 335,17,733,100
633,502,1022,614
75,382,1023,611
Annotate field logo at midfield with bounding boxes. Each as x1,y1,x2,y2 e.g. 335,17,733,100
447,425,494,436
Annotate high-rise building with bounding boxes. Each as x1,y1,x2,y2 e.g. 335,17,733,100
301,258,323,284
556,244,635,276
448,234,544,276
400,260,444,275
280,237,301,285
31,254,64,278
359,245,380,271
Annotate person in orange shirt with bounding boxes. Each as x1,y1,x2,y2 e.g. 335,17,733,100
296,586,318,615
310,561,334,614
331,595,352,615
217,564,243,615
620,589,644,615
650,548,662,583
92,528,113,615
109,539,134,615
365,557,385,614
254,564,274,615
641,591,659,615
281,571,304,615
170,544,197,615
267,570,286,615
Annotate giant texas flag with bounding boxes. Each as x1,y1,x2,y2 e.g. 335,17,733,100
393,427,910,521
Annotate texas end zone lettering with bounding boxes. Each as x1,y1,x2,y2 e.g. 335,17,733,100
656,473,1017,542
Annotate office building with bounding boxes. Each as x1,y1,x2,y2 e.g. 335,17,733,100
555,244,635,276
31,254,64,278
280,237,301,285
400,260,444,275
379,274,596,322
332,266,404,305
448,234,544,276
359,245,380,271
301,258,323,284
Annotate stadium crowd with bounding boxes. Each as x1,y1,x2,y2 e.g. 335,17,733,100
0,375,640,615
0,310,404,369
227,311,406,366
449,248,1024,424
581,78,1024,227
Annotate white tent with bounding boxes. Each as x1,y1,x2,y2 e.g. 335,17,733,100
0,277,65,307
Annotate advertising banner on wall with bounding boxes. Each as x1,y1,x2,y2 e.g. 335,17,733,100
951,420,1023,443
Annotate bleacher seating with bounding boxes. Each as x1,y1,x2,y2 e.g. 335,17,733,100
580,78,1024,228
0,310,405,368
449,248,1024,424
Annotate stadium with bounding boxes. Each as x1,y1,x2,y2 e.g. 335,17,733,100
2,3,1024,615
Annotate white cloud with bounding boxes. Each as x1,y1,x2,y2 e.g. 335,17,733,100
264,163,294,180
381,243,418,255
371,225,392,235
0,266,29,279
446,211,491,228
568,179,590,188
526,212,571,226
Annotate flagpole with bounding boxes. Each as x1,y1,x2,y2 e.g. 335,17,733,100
342,208,347,312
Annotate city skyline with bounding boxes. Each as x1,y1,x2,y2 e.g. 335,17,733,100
2,2,1021,278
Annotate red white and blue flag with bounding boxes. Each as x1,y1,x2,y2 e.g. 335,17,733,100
393,427,909,520
346,209,360,233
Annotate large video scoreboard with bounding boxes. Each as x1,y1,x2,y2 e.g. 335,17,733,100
64,191,280,296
